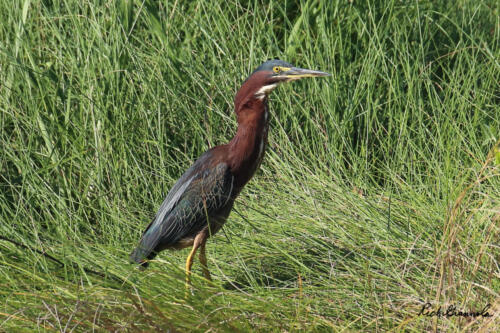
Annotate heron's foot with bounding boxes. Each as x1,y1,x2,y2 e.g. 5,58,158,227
184,243,198,298
199,242,212,282
185,275,193,298
201,267,212,282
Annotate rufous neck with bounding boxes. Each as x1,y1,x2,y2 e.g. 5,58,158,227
230,97,268,150
227,97,270,188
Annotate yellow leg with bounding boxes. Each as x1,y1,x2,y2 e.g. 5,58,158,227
199,239,212,281
184,232,207,296
185,243,198,291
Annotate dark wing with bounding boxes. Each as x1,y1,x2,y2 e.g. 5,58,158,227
130,152,234,265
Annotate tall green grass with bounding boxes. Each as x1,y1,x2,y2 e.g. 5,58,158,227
1,0,498,331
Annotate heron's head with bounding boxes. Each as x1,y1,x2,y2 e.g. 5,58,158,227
235,59,330,112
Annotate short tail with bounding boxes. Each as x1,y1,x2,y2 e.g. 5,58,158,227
129,246,156,269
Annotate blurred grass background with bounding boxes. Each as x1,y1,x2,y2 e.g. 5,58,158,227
0,0,498,331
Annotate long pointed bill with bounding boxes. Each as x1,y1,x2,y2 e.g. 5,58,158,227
278,67,331,81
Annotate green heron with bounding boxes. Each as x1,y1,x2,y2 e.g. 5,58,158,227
130,60,329,287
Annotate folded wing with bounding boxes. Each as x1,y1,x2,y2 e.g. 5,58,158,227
130,152,234,266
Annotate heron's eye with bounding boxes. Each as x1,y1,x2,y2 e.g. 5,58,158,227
273,66,280,73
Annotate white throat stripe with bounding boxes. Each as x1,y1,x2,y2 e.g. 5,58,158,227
255,83,278,98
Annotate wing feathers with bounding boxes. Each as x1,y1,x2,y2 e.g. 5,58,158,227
130,156,234,265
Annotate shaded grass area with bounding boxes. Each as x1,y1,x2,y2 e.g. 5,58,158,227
1,0,499,331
